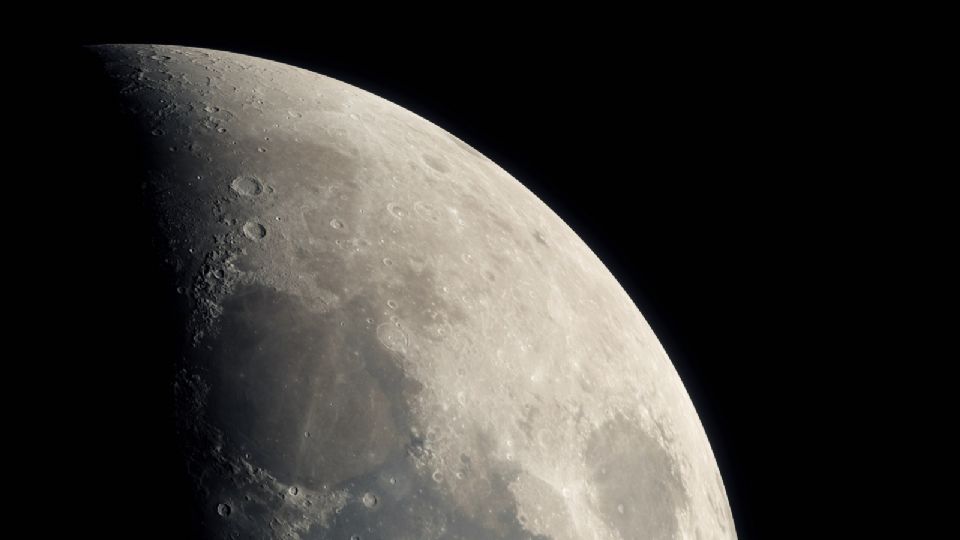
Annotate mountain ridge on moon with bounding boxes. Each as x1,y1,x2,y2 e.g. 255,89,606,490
78,43,736,539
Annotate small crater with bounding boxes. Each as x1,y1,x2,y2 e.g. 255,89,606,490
422,153,450,173
533,230,548,245
376,323,407,352
382,257,394,267
289,486,299,496
361,492,379,508
387,300,398,310
230,176,263,196
329,218,344,230
387,202,405,218
217,503,231,517
414,201,441,222
242,221,267,240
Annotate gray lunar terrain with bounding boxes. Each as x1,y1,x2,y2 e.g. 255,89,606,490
74,44,736,540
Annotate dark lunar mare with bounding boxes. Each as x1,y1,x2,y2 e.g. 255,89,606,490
50,46,203,537
188,284,551,539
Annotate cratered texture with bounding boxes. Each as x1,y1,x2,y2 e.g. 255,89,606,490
80,44,736,540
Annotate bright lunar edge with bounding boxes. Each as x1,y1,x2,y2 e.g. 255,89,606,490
64,44,736,540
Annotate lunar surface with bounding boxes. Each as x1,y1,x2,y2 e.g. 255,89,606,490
77,44,736,539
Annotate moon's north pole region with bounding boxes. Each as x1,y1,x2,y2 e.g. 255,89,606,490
79,44,736,539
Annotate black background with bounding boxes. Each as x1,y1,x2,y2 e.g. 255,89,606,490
38,14,907,539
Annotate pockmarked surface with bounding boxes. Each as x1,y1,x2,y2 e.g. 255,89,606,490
86,44,736,540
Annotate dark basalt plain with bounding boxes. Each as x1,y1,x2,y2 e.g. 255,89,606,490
60,44,736,539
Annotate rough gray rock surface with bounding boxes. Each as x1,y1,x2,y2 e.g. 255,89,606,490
82,44,736,540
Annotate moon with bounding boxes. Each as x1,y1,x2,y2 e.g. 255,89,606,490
77,44,736,539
